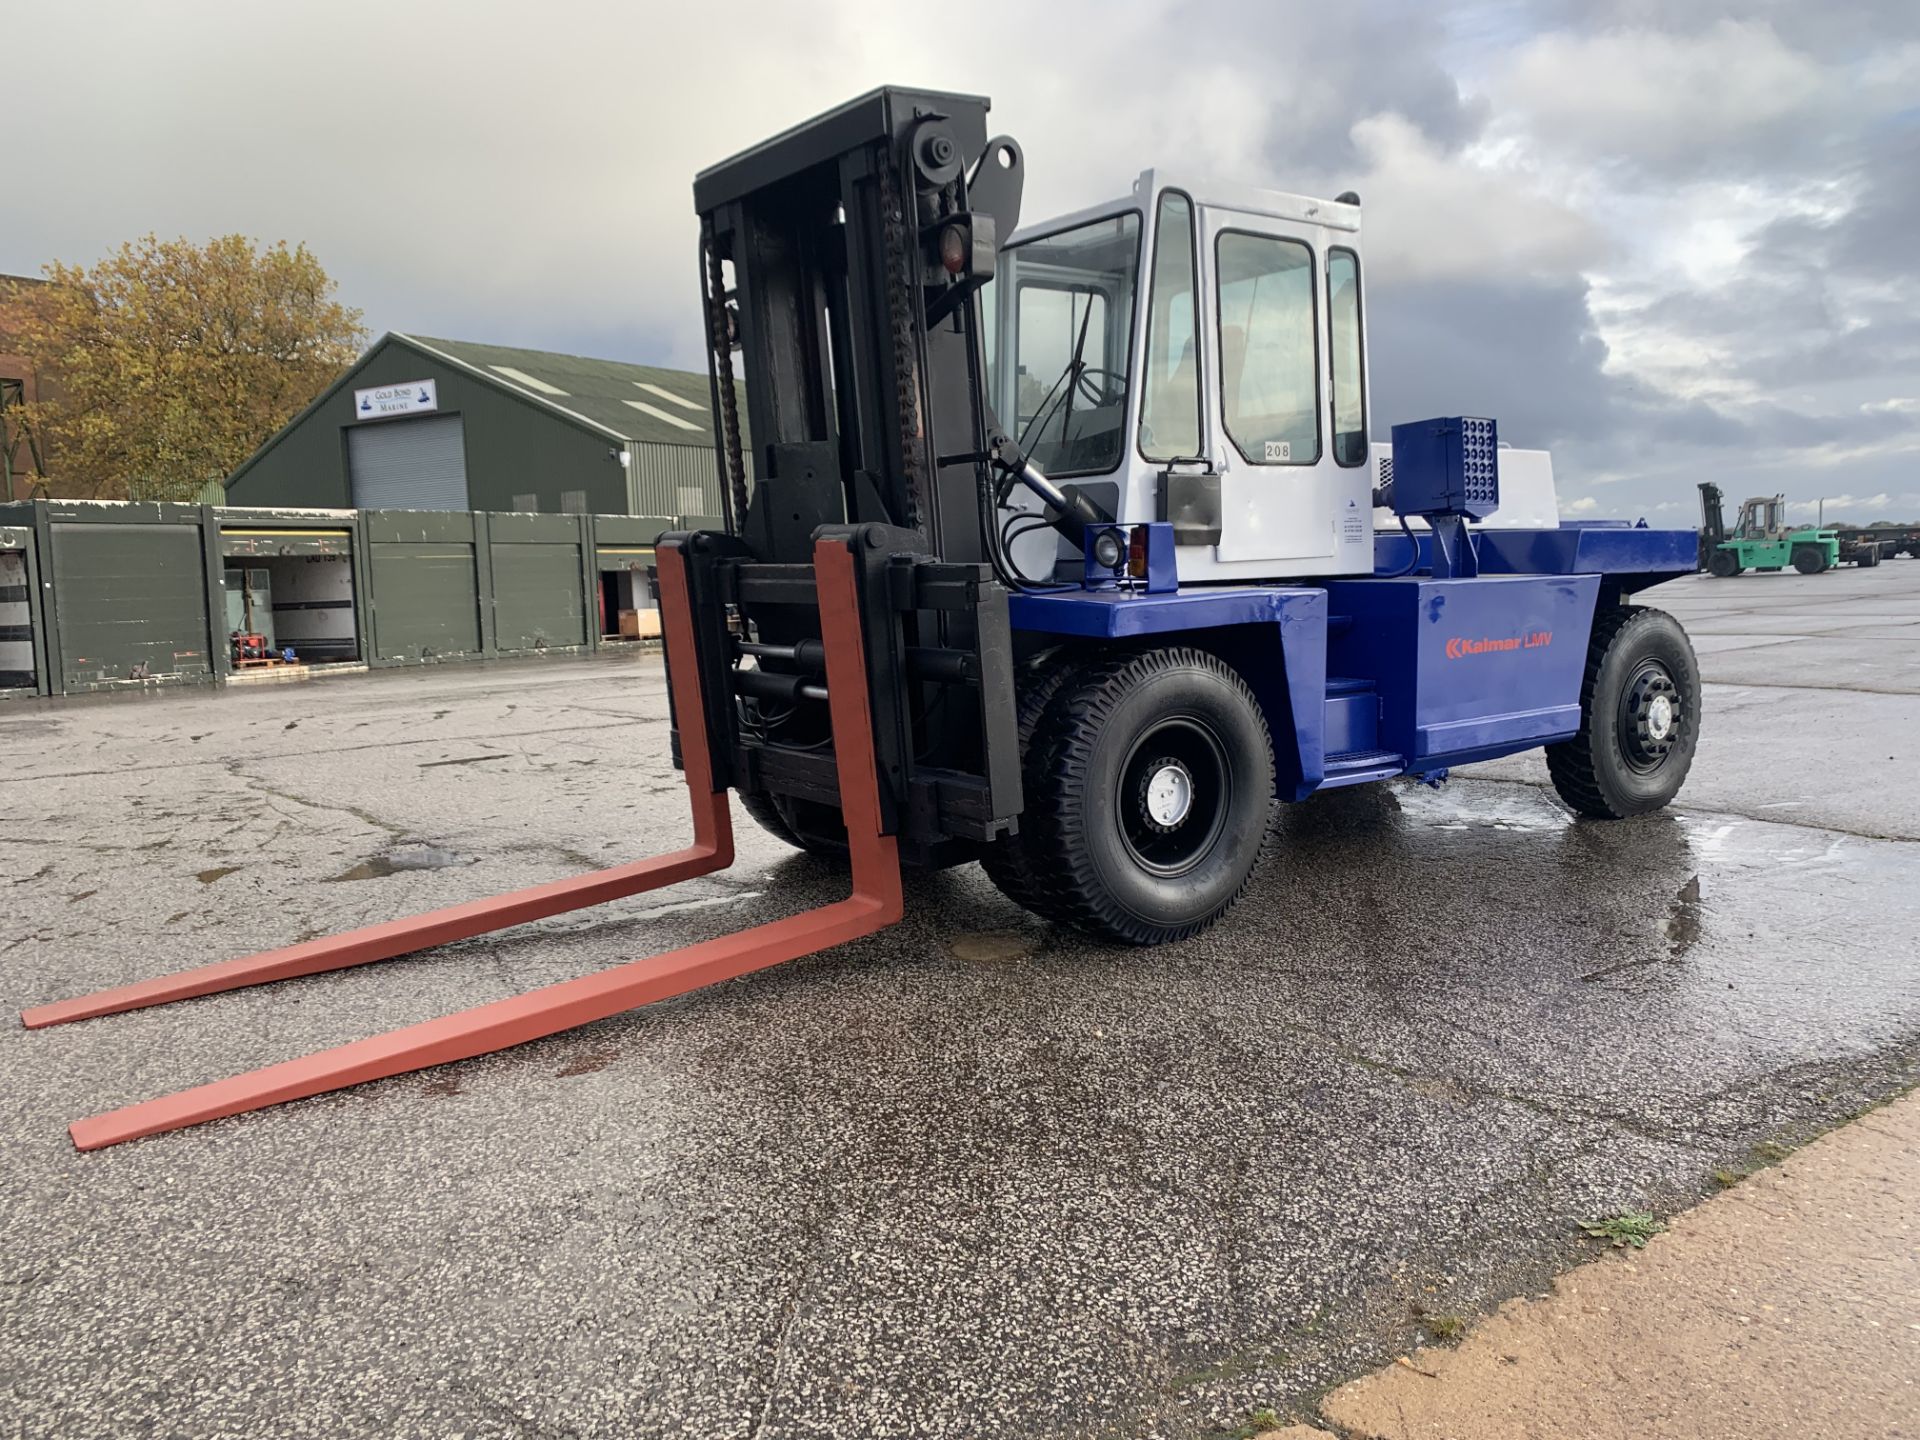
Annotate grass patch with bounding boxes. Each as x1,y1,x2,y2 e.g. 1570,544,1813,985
1711,1167,1747,1188
1167,1349,1289,1393
1579,1210,1665,1249
1751,1139,1793,1165
1425,1312,1467,1342
1208,1407,1283,1440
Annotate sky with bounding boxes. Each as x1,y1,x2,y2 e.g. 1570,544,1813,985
7,0,1919,522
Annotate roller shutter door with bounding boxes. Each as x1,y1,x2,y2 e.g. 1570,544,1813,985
348,415,471,510
50,522,212,687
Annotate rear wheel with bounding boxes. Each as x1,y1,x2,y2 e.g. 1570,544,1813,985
1004,647,1275,945
1707,550,1741,578
1792,545,1826,575
1859,547,1880,568
1546,607,1700,820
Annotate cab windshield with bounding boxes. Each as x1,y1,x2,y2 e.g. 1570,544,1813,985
989,212,1140,477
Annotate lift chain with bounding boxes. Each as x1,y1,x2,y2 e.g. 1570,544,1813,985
876,153,925,533
702,216,750,529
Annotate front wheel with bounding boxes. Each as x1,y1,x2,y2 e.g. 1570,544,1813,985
1546,607,1700,820
737,790,848,857
1707,550,1741,578
1000,647,1275,945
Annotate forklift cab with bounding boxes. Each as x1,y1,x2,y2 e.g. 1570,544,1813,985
986,172,1377,583
1734,495,1788,540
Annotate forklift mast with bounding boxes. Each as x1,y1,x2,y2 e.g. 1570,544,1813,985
1697,482,1726,568
693,87,1022,566
683,88,1029,861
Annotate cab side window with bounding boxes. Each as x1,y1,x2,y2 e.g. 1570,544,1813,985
1216,232,1318,465
1327,248,1366,466
1139,191,1201,461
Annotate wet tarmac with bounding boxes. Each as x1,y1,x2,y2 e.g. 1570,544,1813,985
2,561,1917,1439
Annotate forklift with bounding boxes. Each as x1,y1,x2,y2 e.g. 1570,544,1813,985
1698,483,1842,576
29,88,1703,1148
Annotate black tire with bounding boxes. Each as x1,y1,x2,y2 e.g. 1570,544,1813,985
1707,550,1741,578
737,790,848,857
979,652,1086,919
1792,546,1826,575
1546,607,1700,820
1018,647,1275,945
1859,547,1880,568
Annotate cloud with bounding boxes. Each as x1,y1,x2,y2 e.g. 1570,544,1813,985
1366,275,1618,450
1497,20,1829,174
1343,114,1606,282
1564,496,1600,514
3,0,1918,519
1786,493,1891,517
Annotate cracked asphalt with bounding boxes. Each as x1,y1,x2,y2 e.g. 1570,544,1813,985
3,560,1918,1439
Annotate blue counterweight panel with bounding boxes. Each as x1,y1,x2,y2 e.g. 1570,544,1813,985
1389,416,1499,520
1325,573,1600,768
1370,525,1699,587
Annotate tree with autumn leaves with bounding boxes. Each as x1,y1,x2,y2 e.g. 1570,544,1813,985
1,236,364,502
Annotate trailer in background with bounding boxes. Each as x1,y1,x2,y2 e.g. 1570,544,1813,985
1833,525,1920,567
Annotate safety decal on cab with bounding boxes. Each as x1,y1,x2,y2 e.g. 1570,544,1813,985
1445,631,1552,659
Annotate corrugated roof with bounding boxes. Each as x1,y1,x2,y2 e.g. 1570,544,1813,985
397,334,741,446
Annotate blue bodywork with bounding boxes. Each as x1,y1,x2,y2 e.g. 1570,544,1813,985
1007,521,1694,801
1006,419,1697,801
1376,520,1697,583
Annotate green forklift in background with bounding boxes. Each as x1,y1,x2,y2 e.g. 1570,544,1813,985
1698,484,1841,577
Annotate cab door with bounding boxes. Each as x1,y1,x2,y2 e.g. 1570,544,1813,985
1199,205,1351,565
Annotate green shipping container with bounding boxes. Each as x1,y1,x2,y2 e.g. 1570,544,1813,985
489,513,587,654
51,518,213,690
364,511,483,664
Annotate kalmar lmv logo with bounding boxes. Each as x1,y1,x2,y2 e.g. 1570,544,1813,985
1446,631,1552,659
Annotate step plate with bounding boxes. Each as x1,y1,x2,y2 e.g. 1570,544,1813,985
1320,749,1405,789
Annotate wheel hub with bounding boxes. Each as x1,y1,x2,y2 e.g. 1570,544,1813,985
1647,693,1674,741
1138,759,1195,832
1117,719,1232,879
1620,664,1682,768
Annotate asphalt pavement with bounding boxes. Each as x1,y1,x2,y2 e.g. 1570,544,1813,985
2,558,1917,1439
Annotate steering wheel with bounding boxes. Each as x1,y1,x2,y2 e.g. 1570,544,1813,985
1073,366,1126,408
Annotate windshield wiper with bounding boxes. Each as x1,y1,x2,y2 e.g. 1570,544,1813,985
1017,294,1097,459
1052,295,1097,461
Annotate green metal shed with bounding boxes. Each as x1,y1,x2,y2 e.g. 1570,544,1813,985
224,333,748,522
0,500,691,700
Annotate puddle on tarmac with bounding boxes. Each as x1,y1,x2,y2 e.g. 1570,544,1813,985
325,846,473,883
1395,784,1565,835
1664,875,1703,958
1579,873,1705,983
948,930,1042,964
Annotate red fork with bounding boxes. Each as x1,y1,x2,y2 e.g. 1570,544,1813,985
36,535,903,1150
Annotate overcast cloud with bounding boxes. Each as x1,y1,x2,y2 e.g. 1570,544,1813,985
8,0,1918,519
